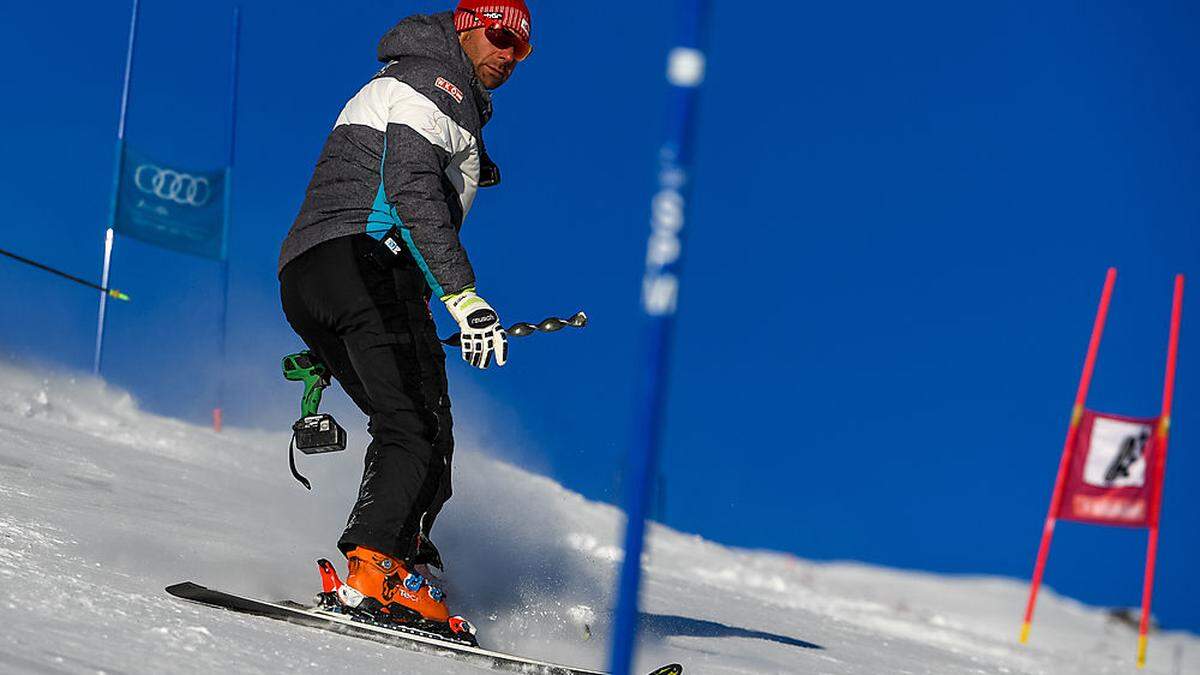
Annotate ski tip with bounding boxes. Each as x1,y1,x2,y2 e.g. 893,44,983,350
647,665,683,675
165,582,206,597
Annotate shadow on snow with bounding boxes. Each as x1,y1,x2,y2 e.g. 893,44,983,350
638,612,823,650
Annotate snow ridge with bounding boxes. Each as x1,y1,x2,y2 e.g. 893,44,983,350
0,360,1195,674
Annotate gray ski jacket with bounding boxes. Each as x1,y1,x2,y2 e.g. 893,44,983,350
279,12,497,298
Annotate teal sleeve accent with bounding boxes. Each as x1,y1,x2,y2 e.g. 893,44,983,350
368,137,446,298
367,178,399,238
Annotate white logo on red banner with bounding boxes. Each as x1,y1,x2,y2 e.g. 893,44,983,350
1082,416,1151,488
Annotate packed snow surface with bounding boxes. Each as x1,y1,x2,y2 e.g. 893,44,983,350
0,360,1195,674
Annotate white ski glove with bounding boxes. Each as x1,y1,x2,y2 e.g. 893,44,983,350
443,287,508,369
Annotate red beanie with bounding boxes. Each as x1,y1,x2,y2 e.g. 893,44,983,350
453,0,532,46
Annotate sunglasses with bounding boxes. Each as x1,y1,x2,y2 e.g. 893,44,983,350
463,9,533,61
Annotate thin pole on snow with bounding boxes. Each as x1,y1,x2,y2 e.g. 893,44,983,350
609,1,711,673
214,5,242,433
94,0,141,375
1135,274,1183,669
1020,267,1116,644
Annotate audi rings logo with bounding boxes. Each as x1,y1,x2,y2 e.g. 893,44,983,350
134,164,212,207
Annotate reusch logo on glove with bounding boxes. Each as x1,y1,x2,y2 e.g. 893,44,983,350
467,309,498,328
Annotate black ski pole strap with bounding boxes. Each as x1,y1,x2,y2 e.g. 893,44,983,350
289,436,312,490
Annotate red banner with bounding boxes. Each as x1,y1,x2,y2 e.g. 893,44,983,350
1058,410,1160,528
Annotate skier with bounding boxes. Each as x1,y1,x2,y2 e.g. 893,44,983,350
277,0,533,630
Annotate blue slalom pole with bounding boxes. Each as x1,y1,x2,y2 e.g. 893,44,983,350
608,1,711,673
214,5,241,431
94,0,141,375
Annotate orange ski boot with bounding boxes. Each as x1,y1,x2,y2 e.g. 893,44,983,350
342,546,450,623
315,555,477,645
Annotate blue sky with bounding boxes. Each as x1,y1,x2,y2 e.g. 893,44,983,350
1,1,1197,632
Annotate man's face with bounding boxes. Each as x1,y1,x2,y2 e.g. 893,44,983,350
459,27,519,90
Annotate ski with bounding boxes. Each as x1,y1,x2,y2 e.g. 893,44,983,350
165,582,682,675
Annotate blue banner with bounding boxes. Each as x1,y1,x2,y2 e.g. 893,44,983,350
113,144,228,260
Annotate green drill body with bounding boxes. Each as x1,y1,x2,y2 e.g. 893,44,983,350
281,351,329,417
281,351,347,489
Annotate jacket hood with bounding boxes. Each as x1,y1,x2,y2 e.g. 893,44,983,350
378,13,466,71
377,12,492,123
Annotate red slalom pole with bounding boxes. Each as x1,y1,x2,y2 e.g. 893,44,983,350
1135,274,1184,668
1020,267,1117,644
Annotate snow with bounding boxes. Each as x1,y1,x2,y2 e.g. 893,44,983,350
0,360,1195,674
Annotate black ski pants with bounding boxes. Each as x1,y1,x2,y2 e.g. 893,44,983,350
279,234,452,563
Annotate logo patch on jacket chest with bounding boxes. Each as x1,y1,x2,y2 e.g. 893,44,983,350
435,77,464,104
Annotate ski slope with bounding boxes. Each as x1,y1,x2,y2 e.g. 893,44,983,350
0,360,1195,674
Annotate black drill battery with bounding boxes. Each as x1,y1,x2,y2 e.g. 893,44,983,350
292,414,347,455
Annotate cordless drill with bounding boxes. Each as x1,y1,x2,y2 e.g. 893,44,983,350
282,351,346,455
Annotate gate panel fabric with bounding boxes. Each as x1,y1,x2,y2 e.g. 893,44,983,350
113,144,228,260
1058,410,1159,527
